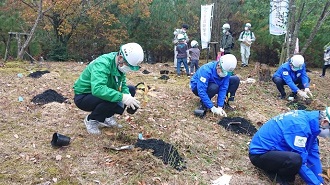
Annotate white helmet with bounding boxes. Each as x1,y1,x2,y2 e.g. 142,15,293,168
177,33,185,40
191,40,198,47
290,55,304,69
245,23,251,28
218,54,237,72
120,43,144,71
222,23,230,30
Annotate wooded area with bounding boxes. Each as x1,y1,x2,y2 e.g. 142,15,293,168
1,0,330,67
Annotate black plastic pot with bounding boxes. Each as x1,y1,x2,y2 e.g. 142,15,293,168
51,133,71,147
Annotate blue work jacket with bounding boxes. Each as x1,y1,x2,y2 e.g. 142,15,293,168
190,61,229,108
249,110,323,185
273,61,309,93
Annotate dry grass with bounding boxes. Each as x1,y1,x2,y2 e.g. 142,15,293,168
0,59,330,185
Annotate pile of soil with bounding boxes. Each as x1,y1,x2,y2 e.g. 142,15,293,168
142,70,150,74
286,101,307,110
31,89,67,105
135,139,186,171
27,70,50,78
218,117,257,136
159,75,169,80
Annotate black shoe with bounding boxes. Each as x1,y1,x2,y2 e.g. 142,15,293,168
278,94,286,99
224,103,235,111
288,92,297,99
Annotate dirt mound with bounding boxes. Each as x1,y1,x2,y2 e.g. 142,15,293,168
27,70,50,78
286,101,308,110
218,117,257,136
31,89,67,105
135,139,186,171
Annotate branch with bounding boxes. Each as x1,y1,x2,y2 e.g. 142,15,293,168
300,1,330,54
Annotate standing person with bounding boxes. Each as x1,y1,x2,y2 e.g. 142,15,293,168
320,46,330,77
219,23,234,55
176,34,190,77
73,43,143,135
272,54,313,100
173,24,189,68
238,23,256,67
190,54,239,117
249,108,330,185
188,40,201,75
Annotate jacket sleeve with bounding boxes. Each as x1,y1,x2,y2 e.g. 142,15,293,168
298,138,323,185
196,74,214,109
300,66,309,88
238,32,244,41
251,32,256,42
217,77,229,107
282,70,299,92
120,75,130,94
283,127,322,185
90,62,123,102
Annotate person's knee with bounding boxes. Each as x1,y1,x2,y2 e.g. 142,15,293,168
230,76,240,85
288,153,302,167
272,77,283,84
128,85,136,96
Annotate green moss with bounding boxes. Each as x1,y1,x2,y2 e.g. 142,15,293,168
47,167,60,176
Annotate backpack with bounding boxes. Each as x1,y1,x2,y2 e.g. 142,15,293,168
240,31,253,39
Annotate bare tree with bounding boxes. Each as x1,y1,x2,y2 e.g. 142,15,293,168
300,1,330,54
17,0,52,60
285,0,330,59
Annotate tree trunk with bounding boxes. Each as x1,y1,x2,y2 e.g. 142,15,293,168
300,1,330,54
17,0,43,60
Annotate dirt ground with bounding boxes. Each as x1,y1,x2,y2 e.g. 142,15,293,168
0,60,330,185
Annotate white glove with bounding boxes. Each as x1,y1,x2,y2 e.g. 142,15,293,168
304,88,313,97
211,106,227,117
122,94,140,110
297,90,309,100
220,48,224,52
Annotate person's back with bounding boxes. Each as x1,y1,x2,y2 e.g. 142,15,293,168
176,41,188,59
188,47,200,61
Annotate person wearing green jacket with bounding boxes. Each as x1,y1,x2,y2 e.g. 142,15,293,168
73,43,144,135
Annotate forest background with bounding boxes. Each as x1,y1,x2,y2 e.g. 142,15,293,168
1,0,330,66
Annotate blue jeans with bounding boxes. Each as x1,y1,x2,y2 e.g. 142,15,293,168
190,59,199,74
177,58,189,75
74,85,136,122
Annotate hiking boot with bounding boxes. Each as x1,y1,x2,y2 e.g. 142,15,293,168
224,103,235,111
288,92,297,99
99,116,123,128
194,103,207,118
84,115,101,135
278,93,286,100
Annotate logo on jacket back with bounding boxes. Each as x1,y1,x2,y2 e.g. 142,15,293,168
294,136,307,147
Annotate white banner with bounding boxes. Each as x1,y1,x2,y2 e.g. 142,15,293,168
269,0,289,35
200,4,214,49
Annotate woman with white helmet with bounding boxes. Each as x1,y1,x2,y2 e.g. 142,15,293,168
219,23,234,55
73,43,143,135
190,54,240,117
272,54,313,100
238,22,256,67
320,46,330,77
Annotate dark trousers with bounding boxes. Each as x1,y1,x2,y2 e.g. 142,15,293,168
192,75,240,106
249,151,302,183
272,77,310,96
190,59,199,74
321,64,330,76
74,85,136,122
